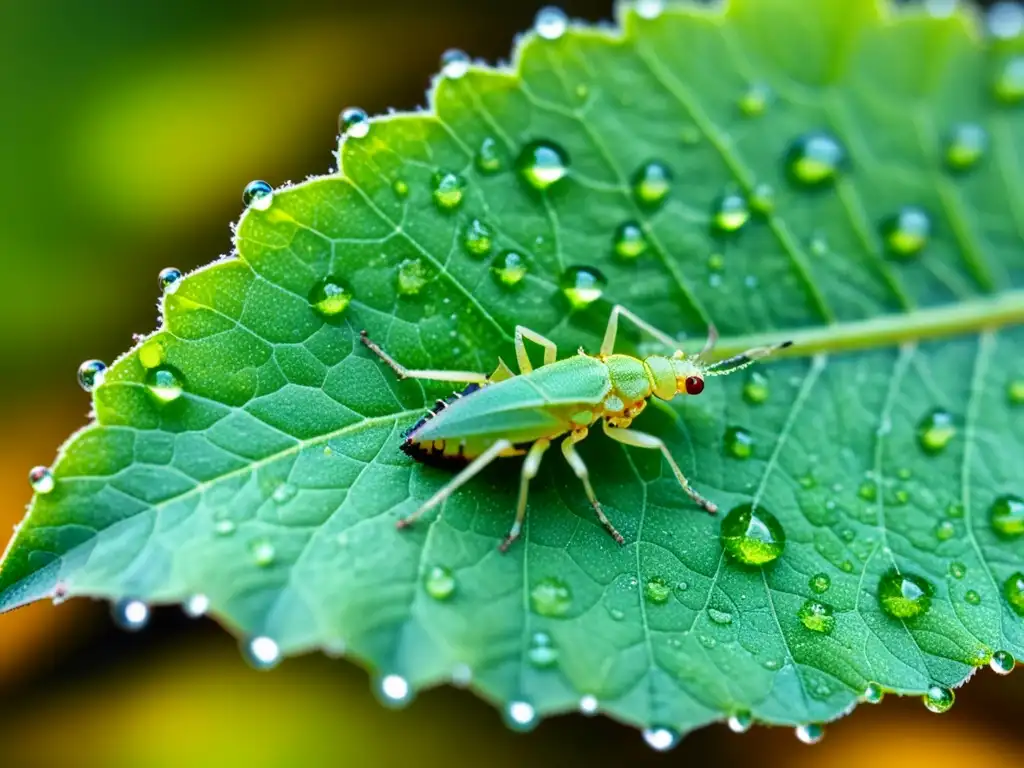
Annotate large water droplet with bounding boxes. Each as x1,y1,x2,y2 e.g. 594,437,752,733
377,673,412,707
530,577,572,617
440,49,470,79
944,123,986,172
720,504,786,566
632,161,672,206
432,172,466,210
785,132,846,187
881,206,931,259
635,0,665,19
424,565,456,600
112,598,150,632
728,711,752,733
809,573,831,594
244,635,281,670
475,137,504,174
878,569,933,619
923,684,954,713
463,218,493,256
505,700,538,731
145,365,184,404
863,682,885,704
613,222,648,259
560,266,607,309
517,140,570,190
250,539,276,567
993,56,1024,104
917,409,956,454
798,600,836,634
77,360,107,392
743,372,769,404
988,1,1024,38
340,107,369,139
243,180,274,210
644,577,671,604
29,466,55,494
184,593,210,618
309,276,352,318
989,495,1024,538
711,193,751,234
492,251,528,287
397,259,428,296
738,83,771,117
1004,572,1024,615
535,6,568,40
159,267,183,295
527,631,558,668
795,724,824,744
1008,379,1024,405
642,727,680,752
724,426,755,460
990,650,1015,675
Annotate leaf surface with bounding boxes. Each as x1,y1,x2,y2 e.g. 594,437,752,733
3,0,1024,739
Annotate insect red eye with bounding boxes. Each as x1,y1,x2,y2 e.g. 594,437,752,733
684,376,704,395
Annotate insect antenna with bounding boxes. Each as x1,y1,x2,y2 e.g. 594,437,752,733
698,323,719,359
704,340,792,377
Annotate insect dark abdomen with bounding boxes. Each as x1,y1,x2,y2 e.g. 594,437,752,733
400,383,483,469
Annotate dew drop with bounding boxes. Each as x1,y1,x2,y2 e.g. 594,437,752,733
934,520,956,541
809,573,831,594
159,267,183,295
785,132,846,187
881,206,931,259
632,161,673,207
749,183,775,215
184,593,210,618
530,577,572,617
1006,572,1024,616
451,663,472,687
424,565,456,600
944,123,987,172
272,483,297,504
993,56,1024,104
463,218,493,257
242,180,273,210
738,83,770,116
145,365,184,404
534,6,568,40
724,426,755,459
505,700,538,731
743,372,770,404
559,265,607,309
878,569,933,619
378,673,412,707
720,504,786,566
29,466,55,494
244,635,281,670
613,222,648,259
440,48,470,79
728,711,752,733
309,276,352,318
707,608,733,625
517,140,570,190
112,598,150,632
492,251,528,287
579,694,599,715
917,409,956,454
990,650,1015,675
475,137,504,174
642,726,680,752
923,684,954,714
635,0,665,19
858,482,877,502
798,600,836,634
988,1,1024,39
644,577,671,604
863,682,885,704
989,494,1024,538
432,171,466,210
711,192,751,234
949,561,967,579
707,252,725,272
339,107,369,139
527,631,558,668
250,539,276,567
77,359,107,392
392,179,409,198
795,724,825,745
1008,379,1024,405
965,589,982,606
397,258,428,296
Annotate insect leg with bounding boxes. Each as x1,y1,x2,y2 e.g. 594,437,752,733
602,421,718,515
361,331,489,384
514,326,558,374
499,439,552,552
560,432,625,544
397,439,513,529
600,304,682,356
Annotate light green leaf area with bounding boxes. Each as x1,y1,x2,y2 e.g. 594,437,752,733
3,0,1024,739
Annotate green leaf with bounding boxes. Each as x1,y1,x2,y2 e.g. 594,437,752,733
3,0,1023,742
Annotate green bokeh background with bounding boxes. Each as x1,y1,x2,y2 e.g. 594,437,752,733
1,1,1021,765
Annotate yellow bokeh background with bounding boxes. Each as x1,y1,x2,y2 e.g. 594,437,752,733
1,1,1020,765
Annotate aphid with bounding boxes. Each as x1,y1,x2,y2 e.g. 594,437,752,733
361,305,791,551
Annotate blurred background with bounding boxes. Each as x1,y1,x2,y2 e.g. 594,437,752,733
1,0,1021,765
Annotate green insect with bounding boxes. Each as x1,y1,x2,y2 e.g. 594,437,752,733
361,305,790,551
